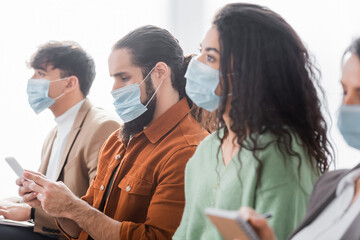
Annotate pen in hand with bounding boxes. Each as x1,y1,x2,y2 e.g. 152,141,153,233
260,213,272,219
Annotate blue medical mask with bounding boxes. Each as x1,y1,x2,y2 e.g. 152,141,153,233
185,58,221,112
337,105,360,150
111,67,164,123
27,78,68,114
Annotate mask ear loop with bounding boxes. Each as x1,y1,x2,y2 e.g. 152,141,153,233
145,79,165,108
51,77,69,83
51,77,70,101
137,65,163,108
139,66,156,86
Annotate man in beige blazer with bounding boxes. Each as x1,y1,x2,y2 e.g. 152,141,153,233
0,41,120,239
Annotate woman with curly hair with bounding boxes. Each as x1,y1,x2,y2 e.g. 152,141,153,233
173,3,333,240
237,38,360,240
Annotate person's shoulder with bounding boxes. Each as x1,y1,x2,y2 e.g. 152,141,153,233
79,102,119,133
316,168,351,187
305,168,352,210
177,114,209,146
186,130,219,163
162,112,209,150
79,103,120,142
198,130,219,146
87,104,119,124
255,129,318,187
253,128,308,159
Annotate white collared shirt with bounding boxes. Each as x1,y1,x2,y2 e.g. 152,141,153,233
45,99,85,181
292,168,360,240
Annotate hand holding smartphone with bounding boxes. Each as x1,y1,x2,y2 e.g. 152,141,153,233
4,157,34,183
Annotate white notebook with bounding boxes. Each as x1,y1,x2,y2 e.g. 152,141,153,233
205,208,260,240
0,215,34,228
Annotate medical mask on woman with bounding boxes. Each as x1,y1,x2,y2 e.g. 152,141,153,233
337,105,360,150
27,78,68,114
185,58,221,112
111,67,164,123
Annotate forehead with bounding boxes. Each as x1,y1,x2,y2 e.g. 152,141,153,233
34,65,61,75
202,26,220,49
342,54,360,86
108,48,139,76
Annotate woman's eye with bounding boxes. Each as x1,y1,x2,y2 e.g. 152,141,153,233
207,54,215,63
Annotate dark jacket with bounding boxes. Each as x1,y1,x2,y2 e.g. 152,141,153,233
290,163,360,240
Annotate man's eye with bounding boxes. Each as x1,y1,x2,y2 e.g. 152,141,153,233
121,77,129,82
343,90,347,96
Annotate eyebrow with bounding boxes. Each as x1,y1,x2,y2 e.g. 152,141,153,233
35,68,47,72
340,81,360,90
205,47,220,54
111,71,128,77
200,43,220,54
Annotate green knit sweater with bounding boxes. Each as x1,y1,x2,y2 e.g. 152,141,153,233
173,129,318,240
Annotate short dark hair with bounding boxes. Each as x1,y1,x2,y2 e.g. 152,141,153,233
30,41,95,97
344,37,360,60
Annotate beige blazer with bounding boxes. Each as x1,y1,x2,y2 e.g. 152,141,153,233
33,98,120,237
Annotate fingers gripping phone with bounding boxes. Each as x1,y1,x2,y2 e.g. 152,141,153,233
5,157,33,182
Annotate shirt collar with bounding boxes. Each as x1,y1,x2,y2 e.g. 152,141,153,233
55,99,85,133
336,167,360,196
143,98,191,144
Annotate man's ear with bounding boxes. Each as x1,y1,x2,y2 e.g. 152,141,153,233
152,62,170,85
64,76,79,93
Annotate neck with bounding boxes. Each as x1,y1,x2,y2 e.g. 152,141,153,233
352,178,360,204
223,112,237,142
221,112,241,165
151,82,180,122
50,94,84,117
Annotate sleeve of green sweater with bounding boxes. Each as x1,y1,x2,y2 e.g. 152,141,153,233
253,139,318,240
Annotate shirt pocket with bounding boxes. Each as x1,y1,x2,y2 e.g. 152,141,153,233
116,175,153,222
118,174,153,196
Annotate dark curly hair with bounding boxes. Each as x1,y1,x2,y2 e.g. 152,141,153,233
213,3,333,177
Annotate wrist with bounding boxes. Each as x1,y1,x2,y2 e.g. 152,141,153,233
65,198,87,220
24,204,32,221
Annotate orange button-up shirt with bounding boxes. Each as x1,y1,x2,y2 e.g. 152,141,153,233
68,98,207,240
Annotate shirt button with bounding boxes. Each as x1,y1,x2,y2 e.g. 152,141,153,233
126,185,131,192
100,185,105,191
115,154,121,160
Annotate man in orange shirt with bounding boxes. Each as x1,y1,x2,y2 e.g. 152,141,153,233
17,25,208,239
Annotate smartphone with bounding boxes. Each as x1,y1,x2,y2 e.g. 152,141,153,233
4,157,33,182
205,207,260,240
